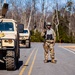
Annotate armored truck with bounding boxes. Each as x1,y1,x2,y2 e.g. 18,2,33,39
0,18,20,70
18,24,31,48
19,28,31,48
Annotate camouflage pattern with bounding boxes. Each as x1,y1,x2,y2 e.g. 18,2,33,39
41,22,56,63
43,40,55,63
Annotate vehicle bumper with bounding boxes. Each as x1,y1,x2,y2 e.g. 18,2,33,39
0,39,15,50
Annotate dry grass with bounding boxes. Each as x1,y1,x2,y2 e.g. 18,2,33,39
63,46,75,51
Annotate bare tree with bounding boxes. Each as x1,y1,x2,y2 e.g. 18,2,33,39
28,2,34,29
39,0,45,31
52,0,60,40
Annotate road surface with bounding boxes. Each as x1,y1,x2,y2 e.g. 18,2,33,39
0,43,75,75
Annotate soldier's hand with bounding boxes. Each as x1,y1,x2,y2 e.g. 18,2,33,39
44,29,46,32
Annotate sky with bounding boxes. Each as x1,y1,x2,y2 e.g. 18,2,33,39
32,0,75,12
0,0,75,12
0,0,74,5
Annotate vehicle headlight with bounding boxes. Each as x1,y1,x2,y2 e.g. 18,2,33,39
2,39,15,47
24,36,29,39
4,39,13,44
20,36,29,40
20,36,24,40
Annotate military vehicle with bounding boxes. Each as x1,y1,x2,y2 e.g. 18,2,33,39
18,24,31,48
0,3,20,70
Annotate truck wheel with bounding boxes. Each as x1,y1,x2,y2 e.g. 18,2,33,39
6,57,16,70
29,41,31,48
26,40,31,48
16,57,19,66
6,51,16,70
26,40,29,48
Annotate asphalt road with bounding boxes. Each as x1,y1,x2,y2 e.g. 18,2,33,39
0,43,75,75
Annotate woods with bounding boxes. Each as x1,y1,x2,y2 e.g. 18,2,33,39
0,0,75,42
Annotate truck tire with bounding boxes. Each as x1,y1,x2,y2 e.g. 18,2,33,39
29,41,31,48
6,57,16,70
6,51,16,70
26,40,31,48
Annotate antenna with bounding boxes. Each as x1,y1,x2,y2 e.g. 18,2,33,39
2,2,8,17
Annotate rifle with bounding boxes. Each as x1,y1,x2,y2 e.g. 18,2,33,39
43,21,46,39
44,21,46,29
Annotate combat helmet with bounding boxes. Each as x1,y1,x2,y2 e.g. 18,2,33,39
46,22,52,26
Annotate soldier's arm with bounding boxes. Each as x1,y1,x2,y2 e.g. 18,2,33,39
41,29,46,37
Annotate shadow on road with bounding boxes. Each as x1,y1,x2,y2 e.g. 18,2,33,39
20,46,32,49
0,61,23,70
17,61,23,69
0,63,6,70
47,60,57,63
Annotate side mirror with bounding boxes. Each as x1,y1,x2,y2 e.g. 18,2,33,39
44,21,46,29
18,24,24,33
2,3,9,17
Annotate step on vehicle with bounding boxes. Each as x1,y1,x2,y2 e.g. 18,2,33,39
0,3,20,70
19,24,31,48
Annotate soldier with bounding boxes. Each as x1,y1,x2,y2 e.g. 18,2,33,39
41,22,56,63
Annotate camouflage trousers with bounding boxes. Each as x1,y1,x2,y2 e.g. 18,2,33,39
43,41,55,61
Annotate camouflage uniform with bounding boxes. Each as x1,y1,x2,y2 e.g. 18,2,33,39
41,24,56,63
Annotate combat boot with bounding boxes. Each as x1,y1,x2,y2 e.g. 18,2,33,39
51,59,56,63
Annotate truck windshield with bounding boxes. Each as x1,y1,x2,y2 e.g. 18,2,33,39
0,22,14,31
23,30,28,33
